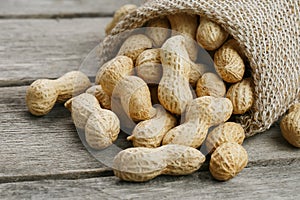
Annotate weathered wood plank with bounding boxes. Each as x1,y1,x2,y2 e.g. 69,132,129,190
0,18,109,86
0,165,299,200
244,123,300,167
0,85,105,181
0,0,142,18
0,85,299,183
0,85,131,183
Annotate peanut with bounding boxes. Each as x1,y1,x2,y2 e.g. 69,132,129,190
158,35,193,115
226,78,254,114
196,17,229,51
280,103,300,147
111,97,136,133
196,72,226,97
168,13,199,61
189,62,210,87
95,55,134,96
117,34,152,63
214,40,245,83
223,39,246,60
205,122,245,154
97,55,155,121
136,49,162,84
168,13,198,39
127,105,177,148
162,96,233,148
288,103,300,113
105,4,137,35
184,39,199,62
26,71,91,116
64,93,100,128
113,75,156,121
65,93,120,150
113,144,206,182
85,110,120,150
86,85,111,110
209,142,248,181
145,17,171,47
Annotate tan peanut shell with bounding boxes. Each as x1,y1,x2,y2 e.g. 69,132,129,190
127,106,177,148
64,93,101,129
196,17,229,51
85,109,120,149
280,104,300,147
26,71,91,116
214,40,245,83
55,71,91,102
26,79,58,116
105,4,137,35
86,85,111,110
65,93,120,150
162,96,233,148
189,63,210,87
95,56,134,96
288,103,300,114
168,13,198,39
209,142,248,181
168,13,199,61
111,97,136,133
196,72,226,97
117,34,153,62
223,39,246,60
136,49,162,84
158,35,193,115
113,75,156,121
226,78,254,114
184,38,199,62
146,17,171,47
113,144,206,182
205,122,245,154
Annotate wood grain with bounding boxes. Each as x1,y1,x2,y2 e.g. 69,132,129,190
0,18,109,86
0,165,299,199
0,85,132,183
1,86,300,183
1,0,298,197
0,0,142,18
0,85,104,181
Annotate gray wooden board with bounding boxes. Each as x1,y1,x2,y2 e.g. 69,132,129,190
1,0,299,197
0,18,109,86
0,0,142,18
0,85,105,182
0,165,299,200
1,85,300,182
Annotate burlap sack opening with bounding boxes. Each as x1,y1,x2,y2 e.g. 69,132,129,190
99,0,300,137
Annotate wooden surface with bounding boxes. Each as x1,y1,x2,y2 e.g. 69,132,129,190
0,18,108,86
0,0,299,199
1,166,299,199
0,0,142,18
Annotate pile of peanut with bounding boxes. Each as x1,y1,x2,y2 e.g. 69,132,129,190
26,5,300,183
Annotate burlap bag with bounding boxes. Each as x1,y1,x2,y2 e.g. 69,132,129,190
99,0,300,137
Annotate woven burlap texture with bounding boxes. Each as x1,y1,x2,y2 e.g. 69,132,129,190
100,0,300,137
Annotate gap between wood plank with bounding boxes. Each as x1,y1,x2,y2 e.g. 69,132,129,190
0,76,96,88
0,13,112,20
1,165,299,200
1,154,299,184
0,168,113,184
